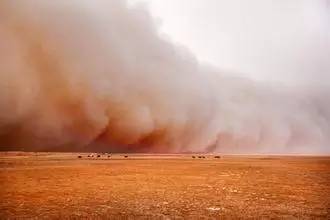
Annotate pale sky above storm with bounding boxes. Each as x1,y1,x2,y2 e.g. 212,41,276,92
129,0,330,85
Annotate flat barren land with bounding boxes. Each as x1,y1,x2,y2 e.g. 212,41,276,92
0,153,329,219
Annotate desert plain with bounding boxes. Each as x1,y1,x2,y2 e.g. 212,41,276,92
0,152,329,219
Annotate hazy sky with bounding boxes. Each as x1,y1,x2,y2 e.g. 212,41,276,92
1,0,329,153
129,0,330,85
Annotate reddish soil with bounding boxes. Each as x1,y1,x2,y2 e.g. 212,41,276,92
0,152,329,219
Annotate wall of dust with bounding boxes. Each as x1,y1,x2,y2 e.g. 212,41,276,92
0,0,329,153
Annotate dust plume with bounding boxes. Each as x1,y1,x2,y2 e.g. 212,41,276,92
0,0,329,154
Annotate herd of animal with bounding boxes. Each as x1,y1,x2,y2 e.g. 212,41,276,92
77,154,221,159
192,155,221,159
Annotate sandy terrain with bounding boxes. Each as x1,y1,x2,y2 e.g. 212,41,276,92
0,152,329,219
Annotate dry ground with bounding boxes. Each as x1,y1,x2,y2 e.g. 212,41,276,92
0,152,329,219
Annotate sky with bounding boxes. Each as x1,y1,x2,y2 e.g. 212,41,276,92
129,0,330,85
0,0,329,154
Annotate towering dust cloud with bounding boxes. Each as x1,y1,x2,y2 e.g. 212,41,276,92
0,0,329,153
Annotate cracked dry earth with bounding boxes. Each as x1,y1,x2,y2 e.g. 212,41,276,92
0,153,329,219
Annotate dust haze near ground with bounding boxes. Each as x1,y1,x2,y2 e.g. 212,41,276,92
0,153,329,218
0,0,329,153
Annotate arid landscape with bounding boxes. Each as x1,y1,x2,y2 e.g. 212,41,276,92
1,1,329,219
0,152,329,219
